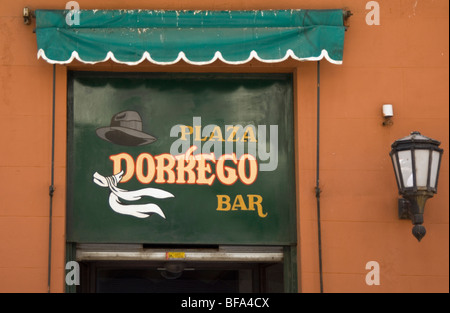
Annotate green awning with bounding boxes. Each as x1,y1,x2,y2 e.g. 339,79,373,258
36,9,346,65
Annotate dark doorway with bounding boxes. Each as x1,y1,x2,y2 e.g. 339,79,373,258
78,261,283,293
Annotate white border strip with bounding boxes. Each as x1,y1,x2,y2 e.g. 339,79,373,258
76,250,284,262
37,48,343,66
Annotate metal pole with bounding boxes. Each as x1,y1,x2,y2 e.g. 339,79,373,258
47,64,56,293
316,61,324,293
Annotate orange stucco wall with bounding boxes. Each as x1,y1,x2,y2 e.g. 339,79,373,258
0,0,448,293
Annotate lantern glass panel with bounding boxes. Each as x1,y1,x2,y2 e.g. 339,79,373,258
391,153,401,188
398,150,413,187
430,150,441,188
414,149,430,188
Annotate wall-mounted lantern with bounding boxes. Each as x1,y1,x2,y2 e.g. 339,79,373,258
390,132,444,241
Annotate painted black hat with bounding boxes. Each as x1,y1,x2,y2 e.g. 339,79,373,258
96,111,157,146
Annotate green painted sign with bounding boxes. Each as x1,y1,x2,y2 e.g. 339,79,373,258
67,72,296,245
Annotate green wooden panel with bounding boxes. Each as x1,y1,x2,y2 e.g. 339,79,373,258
67,72,296,245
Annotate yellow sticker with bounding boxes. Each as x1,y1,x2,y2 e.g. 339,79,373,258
166,252,186,259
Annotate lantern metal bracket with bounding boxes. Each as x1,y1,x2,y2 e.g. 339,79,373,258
398,198,412,219
397,193,429,242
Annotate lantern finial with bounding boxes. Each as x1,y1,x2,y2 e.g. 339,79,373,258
412,225,426,242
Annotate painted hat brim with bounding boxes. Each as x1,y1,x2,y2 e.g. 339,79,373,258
96,126,157,146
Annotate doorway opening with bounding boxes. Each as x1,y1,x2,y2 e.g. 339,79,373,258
78,260,283,293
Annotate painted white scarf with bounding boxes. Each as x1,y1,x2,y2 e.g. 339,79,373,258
93,171,174,219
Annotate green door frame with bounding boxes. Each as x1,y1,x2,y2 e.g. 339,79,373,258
65,71,298,293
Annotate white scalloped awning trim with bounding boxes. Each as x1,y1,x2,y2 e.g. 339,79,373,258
37,49,343,66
